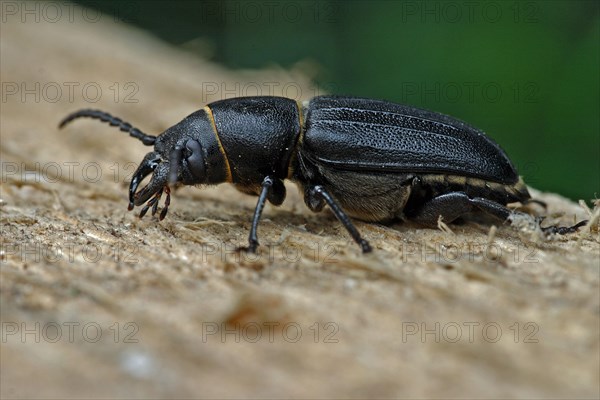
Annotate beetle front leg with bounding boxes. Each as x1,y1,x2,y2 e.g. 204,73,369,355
305,185,372,253
244,176,285,253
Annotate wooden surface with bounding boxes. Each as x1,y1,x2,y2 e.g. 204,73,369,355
1,10,599,399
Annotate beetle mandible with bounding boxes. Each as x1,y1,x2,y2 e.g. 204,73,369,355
59,96,586,253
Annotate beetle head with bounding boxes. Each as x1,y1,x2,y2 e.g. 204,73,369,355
128,135,208,212
59,108,228,218
151,109,230,189
130,109,230,213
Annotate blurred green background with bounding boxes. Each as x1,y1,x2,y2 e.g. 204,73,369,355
77,0,599,201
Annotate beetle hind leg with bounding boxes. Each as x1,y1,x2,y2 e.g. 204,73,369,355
408,192,588,236
305,185,372,253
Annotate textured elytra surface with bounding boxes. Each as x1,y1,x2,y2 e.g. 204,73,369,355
303,96,519,183
1,14,599,399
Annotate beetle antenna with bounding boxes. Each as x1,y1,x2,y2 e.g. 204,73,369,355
59,109,157,146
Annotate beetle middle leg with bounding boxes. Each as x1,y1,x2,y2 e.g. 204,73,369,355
305,185,372,253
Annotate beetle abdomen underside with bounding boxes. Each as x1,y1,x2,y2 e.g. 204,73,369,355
302,96,520,185
297,166,529,222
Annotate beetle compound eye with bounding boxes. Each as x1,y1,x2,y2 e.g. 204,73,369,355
184,139,206,181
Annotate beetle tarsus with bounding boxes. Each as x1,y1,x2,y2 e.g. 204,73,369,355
541,220,588,235
235,244,257,254
246,241,259,254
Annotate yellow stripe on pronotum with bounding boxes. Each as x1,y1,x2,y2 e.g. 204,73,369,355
204,105,233,183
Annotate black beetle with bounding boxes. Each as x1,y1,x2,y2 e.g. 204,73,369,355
59,96,586,253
